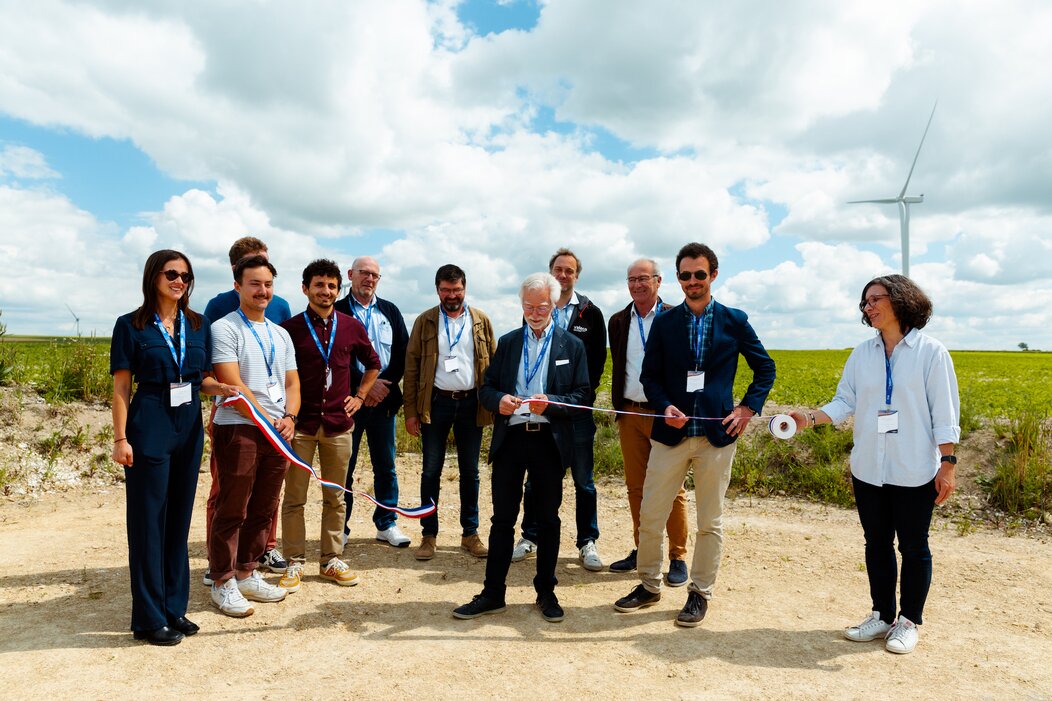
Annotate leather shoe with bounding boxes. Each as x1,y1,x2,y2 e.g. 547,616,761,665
133,626,184,646
675,591,708,628
168,616,200,636
609,549,637,572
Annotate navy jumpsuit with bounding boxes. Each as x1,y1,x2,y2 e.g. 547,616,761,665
110,312,211,632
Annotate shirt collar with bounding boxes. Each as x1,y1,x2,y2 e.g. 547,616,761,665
682,298,714,318
526,319,555,343
305,307,333,324
631,298,661,319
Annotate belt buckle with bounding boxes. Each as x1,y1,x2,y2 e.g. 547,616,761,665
525,421,541,432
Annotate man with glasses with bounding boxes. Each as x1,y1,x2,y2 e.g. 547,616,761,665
613,243,775,627
452,272,590,623
403,264,498,561
607,258,689,585
334,257,412,549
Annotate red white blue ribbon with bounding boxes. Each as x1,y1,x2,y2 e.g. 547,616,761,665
220,393,436,518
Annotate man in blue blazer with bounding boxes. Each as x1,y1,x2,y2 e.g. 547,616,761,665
614,242,775,628
453,273,590,624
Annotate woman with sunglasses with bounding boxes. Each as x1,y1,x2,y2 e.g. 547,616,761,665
788,274,959,654
110,250,237,645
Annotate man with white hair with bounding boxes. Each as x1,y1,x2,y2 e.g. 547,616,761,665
453,273,590,623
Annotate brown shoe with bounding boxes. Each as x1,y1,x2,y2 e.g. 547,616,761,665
416,536,437,561
461,533,488,558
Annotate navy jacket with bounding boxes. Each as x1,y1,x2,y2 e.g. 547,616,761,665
480,325,590,466
641,300,775,448
334,294,409,418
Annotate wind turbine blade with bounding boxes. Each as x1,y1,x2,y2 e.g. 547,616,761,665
847,198,900,204
898,101,937,199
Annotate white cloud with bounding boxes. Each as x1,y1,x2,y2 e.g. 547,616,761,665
0,145,59,179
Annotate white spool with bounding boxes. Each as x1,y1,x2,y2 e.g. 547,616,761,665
768,414,797,440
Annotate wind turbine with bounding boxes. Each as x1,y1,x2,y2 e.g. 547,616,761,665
65,304,81,337
848,102,937,278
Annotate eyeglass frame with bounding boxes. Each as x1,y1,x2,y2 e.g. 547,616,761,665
859,293,891,311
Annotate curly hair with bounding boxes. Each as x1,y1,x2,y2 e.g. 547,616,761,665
860,274,932,332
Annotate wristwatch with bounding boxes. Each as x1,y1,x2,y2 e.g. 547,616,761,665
940,455,957,465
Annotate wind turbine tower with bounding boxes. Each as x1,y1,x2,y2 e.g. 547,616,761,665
65,304,81,337
849,102,937,278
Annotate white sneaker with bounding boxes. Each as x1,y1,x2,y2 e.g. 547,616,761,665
885,616,919,654
579,541,603,572
211,578,254,618
512,537,537,562
844,611,893,642
237,570,287,603
376,524,411,548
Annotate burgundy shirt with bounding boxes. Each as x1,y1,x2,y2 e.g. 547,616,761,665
281,308,380,435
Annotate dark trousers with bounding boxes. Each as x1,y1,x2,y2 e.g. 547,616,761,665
522,411,598,548
209,424,289,583
852,475,937,624
419,393,483,537
484,424,564,602
344,406,400,532
124,392,202,632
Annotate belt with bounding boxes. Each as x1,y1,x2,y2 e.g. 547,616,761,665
624,400,653,411
510,421,548,433
433,388,474,400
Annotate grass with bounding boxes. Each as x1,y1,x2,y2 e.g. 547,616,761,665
4,336,111,402
730,425,855,506
979,408,1052,517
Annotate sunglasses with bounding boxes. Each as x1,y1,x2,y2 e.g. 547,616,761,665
162,269,193,283
677,270,709,282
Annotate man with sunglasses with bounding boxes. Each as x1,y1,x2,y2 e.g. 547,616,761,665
613,242,775,628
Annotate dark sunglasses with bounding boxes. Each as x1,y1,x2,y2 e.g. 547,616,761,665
677,270,709,282
162,269,193,283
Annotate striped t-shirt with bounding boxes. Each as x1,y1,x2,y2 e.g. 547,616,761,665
212,310,297,425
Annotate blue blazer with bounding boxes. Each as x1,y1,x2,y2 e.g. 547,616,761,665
641,300,776,448
480,325,590,465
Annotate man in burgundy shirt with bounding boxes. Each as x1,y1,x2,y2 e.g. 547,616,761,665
279,259,381,591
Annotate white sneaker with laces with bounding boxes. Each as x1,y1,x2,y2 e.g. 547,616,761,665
376,524,412,548
237,570,287,603
844,611,893,642
512,537,537,562
885,615,919,654
211,578,254,617
579,541,603,572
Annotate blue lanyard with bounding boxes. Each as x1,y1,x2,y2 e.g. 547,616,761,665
691,311,706,369
522,324,554,390
237,308,276,381
153,310,186,381
634,299,661,351
303,311,337,367
884,351,894,407
351,298,374,339
442,306,469,353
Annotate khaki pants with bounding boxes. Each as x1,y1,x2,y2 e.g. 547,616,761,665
282,426,353,564
638,435,736,598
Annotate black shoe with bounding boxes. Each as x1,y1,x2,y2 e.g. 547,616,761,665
536,592,564,623
609,549,637,573
453,594,506,620
168,616,200,636
133,626,184,646
665,559,688,587
614,584,661,612
675,591,708,627
258,548,288,573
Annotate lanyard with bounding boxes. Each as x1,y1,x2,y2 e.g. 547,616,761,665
351,298,374,339
304,311,337,367
884,351,894,407
522,324,554,390
237,308,276,381
691,309,707,369
442,306,469,353
634,299,661,351
153,310,186,381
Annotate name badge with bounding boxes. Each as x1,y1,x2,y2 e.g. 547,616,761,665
170,382,192,407
877,409,899,434
267,381,284,404
555,358,569,366
324,366,332,391
686,371,705,392
443,355,458,372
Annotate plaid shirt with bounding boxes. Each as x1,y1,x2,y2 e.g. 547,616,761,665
685,299,715,437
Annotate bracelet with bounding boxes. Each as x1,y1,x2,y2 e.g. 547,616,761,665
808,412,816,427
355,394,366,401
114,437,128,443
282,413,298,425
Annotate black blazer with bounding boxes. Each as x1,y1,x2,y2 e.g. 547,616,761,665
479,325,590,466
334,294,409,418
641,300,775,448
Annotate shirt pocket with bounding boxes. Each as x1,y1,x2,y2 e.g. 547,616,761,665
137,337,177,382
186,338,209,374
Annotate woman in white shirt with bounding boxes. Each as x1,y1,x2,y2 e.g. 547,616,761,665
789,275,960,655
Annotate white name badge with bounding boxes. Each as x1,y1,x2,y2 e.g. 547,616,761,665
324,366,332,391
443,355,458,372
514,401,532,417
267,381,284,404
555,358,569,366
877,409,899,434
170,382,192,407
686,371,705,392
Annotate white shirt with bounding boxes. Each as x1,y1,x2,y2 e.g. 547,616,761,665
624,302,660,403
212,311,298,424
822,329,960,487
434,308,476,391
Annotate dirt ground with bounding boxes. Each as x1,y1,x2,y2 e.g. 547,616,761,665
1,451,1050,701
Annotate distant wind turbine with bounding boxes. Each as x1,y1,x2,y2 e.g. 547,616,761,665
848,101,938,278
65,304,81,337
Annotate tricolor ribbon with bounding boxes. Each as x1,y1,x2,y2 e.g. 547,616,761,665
219,393,436,518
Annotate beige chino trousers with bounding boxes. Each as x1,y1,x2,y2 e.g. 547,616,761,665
282,426,353,564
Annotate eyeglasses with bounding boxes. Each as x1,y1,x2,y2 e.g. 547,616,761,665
522,304,553,315
355,270,381,279
162,270,193,283
677,270,709,282
860,294,890,311
627,275,657,285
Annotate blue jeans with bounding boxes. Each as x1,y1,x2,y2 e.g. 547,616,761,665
522,411,598,548
420,393,482,537
344,406,400,533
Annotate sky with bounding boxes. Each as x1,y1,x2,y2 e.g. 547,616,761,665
0,0,1049,349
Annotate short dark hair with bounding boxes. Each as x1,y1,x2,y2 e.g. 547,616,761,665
228,236,268,266
676,243,718,273
860,274,932,332
548,247,582,275
435,263,466,288
301,259,342,289
234,254,277,283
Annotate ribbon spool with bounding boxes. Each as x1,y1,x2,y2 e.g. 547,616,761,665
768,414,797,440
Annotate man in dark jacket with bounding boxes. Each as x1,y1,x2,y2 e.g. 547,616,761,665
334,256,411,548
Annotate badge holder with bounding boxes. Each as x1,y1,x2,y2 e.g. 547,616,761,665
686,370,705,393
